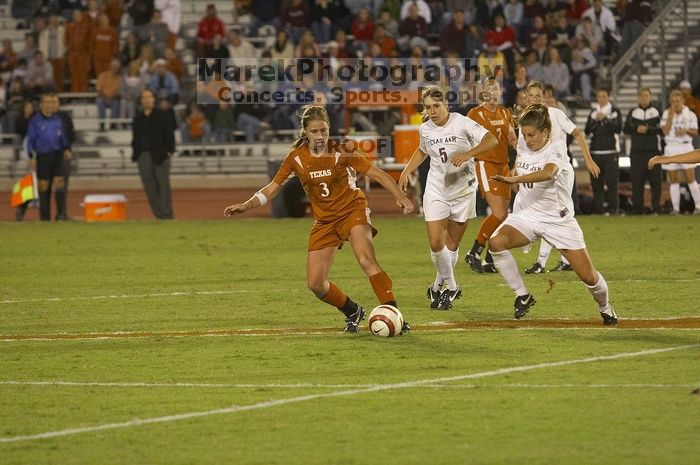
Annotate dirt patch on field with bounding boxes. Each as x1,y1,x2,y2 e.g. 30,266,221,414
3,318,699,341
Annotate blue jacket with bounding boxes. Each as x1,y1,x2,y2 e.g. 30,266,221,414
26,113,69,157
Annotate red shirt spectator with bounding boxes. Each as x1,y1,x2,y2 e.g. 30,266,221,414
197,4,226,47
281,0,311,28
484,15,516,50
565,0,590,21
351,8,375,43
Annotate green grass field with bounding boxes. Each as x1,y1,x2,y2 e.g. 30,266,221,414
1,216,699,464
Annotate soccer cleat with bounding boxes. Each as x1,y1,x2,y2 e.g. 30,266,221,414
465,252,484,273
399,320,411,335
514,293,536,319
427,286,442,309
437,287,462,310
524,262,545,274
482,262,498,273
550,260,573,272
343,304,366,333
600,307,618,326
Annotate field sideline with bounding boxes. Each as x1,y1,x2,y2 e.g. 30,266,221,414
1,216,698,464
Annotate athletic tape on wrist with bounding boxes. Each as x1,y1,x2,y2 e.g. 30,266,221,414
253,191,267,206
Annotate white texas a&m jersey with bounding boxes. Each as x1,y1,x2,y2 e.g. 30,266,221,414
514,138,575,219
661,106,698,146
419,113,489,200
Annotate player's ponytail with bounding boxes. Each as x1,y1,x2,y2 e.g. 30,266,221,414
292,105,330,149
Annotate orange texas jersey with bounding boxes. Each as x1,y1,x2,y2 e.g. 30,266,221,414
272,142,373,223
467,105,513,164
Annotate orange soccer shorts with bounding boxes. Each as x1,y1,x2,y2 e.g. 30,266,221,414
475,160,512,199
307,208,377,251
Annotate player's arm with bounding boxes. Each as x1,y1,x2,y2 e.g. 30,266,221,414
571,127,600,178
491,163,558,185
366,165,415,214
507,124,517,149
451,132,498,167
648,149,700,169
224,181,283,216
398,147,428,192
661,111,673,135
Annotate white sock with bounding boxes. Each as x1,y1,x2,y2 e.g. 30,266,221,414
670,183,681,212
432,271,442,292
538,240,553,267
688,181,700,209
447,247,459,269
431,247,457,290
491,249,529,296
586,272,610,312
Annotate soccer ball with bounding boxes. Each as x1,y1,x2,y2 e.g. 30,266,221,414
368,305,404,337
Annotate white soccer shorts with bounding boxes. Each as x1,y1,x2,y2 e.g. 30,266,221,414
423,191,477,223
662,143,698,171
497,211,587,251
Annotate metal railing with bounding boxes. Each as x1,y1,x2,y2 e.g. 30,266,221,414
611,0,692,107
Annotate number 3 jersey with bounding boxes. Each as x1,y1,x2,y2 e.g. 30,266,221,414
273,142,373,223
514,138,575,219
419,113,489,200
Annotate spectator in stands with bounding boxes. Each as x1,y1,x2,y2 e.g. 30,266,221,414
295,29,321,58
542,47,570,100
197,4,226,57
400,0,432,24
575,15,603,56
128,0,155,40
11,58,29,87
333,30,358,58
624,87,662,215
398,2,429,53
311,0,345,44
268,29,295,59
550,14,575,63
477,39,507,79
484,13,516,75
2,78,28,134
464,24,484,58
585,87,622,215
96,58,122,131
505,62,528,107
373,24,397,57
442,0,475,25
120,32,142,67
249,0,282,37
155,0,182,49
570,37,596,103
0,39,18,76
121,60,145,121
207,34,230,59
140,10,170,57
85,0,101,26
282,0,312,44
581,0,619,57
235,83,271,143
38,16,66,92
181,102,210,143
504,0,524,41
377,9,400,38
620,0,652,53
679,80,700,119
27,52,55,97
91,13,119,77
524,15,548,49
351,8,376,54
227,27,258,62
379,0,402,21
103,0,125,30
132,88,175,219
523,0,545,19
66,9,92,92
163,47,184,82
564,0,589,22
439,9,467,57
212,102,236,142
136,44,156,76
531,32,549,63
27,92,71,221
148,58,179,105
18,34,39,63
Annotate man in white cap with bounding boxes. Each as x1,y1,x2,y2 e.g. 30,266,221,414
148,58,180,104
678,80,700,119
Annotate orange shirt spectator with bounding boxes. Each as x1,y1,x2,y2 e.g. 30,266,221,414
679,81,700,119
91,14,119,77
103,0,125,29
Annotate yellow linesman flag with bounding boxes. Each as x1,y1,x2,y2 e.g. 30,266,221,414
10,173,37,207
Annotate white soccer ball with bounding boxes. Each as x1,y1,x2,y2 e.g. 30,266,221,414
368,305,404,337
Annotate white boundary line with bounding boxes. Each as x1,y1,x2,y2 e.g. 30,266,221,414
0,380,696,389
0,290,247,305
1,344,697,443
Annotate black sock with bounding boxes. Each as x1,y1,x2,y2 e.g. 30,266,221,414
55,188,66,218
340,297,358,317
386,300,397,308
39,191,51,221
484,250,494,265
470,240,484,256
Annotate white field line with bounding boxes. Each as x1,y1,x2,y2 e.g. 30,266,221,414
0,380,696,390
3,278,700,305
0,290,247,305
0,344,697,443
